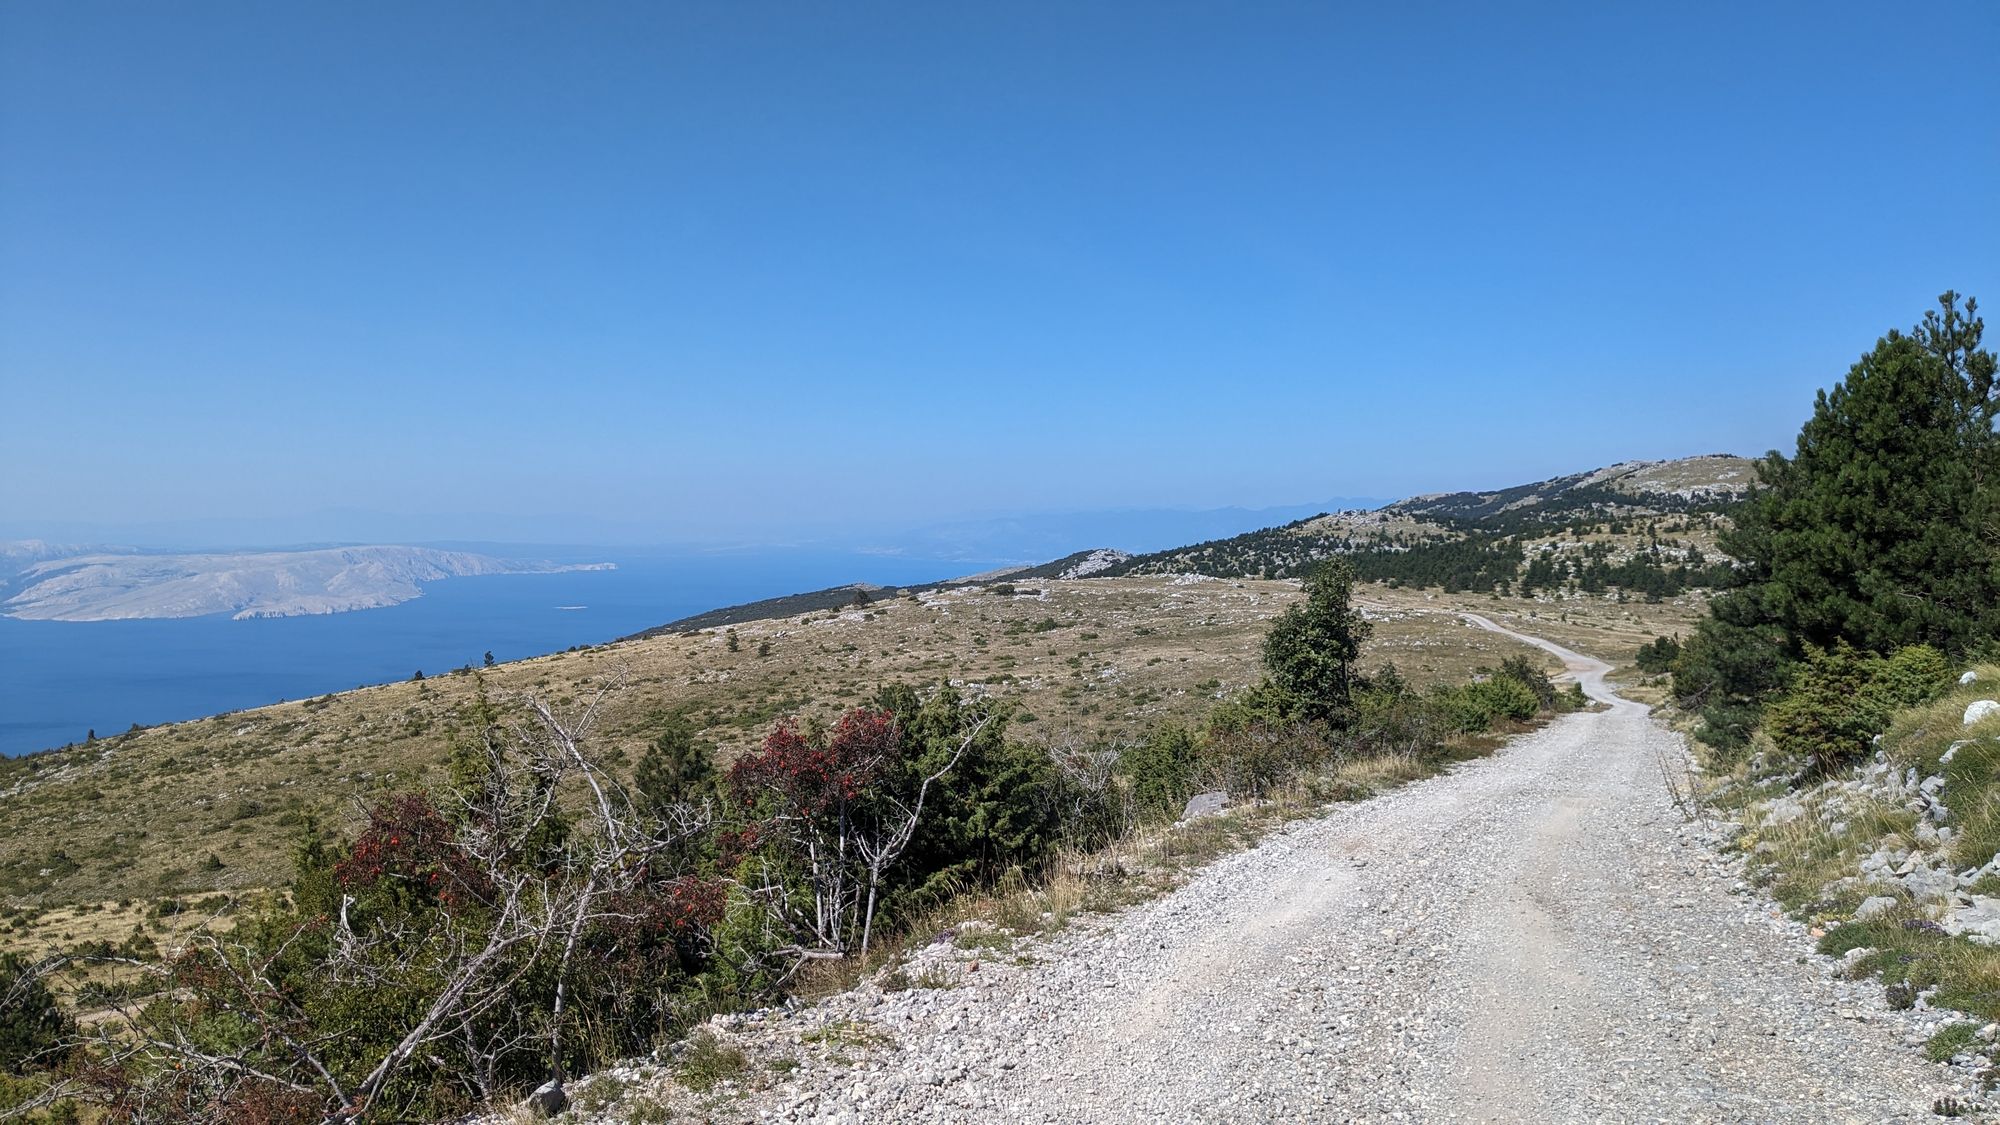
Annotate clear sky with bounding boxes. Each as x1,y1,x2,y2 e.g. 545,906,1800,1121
2,1,1995,544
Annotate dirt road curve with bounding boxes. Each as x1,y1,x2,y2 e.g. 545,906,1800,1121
810,616,1962,1123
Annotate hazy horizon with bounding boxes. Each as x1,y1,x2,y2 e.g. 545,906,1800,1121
0,491,1397,557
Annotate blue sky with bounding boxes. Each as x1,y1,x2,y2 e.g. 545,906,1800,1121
2,1,1995,544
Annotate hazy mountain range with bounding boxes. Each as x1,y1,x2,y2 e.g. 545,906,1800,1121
1,459,1754,626
0,545,611,622
0,498,1389,560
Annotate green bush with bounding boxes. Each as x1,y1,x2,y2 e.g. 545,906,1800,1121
635,713,719,811
1767,643,1961,774
1862,644,1953,714
1492,655,1557,711
1203,680,1293,735
1635,635,1681,673
1558,682,1590,712
1200,724,1329,800
1466,677,1541,723
873,684,1062,907
1671,607,1792,751
0,954,68,1075
1260,560,1372,725
1345,686,1452,759
1120,725,1201,817
1426,676,1540,733
1430,684,1497,734
1765,643,1886,772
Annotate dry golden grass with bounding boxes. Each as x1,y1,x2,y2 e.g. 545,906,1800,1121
1361,584,1710,670
0,575,1694,940
0,891,253,1025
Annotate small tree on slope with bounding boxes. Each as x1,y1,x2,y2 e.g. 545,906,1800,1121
1262,559,1374,726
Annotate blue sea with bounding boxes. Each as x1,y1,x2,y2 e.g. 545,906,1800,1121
0,547,1006,757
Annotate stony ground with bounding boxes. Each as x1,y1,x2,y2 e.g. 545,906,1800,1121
559,620,1981,1123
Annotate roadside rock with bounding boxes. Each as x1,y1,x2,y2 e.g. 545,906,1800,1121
1855,895,1899,920
1763,794,1807,826
1182,791,1229,820
1946,896,2000,944
522,1080,567,1118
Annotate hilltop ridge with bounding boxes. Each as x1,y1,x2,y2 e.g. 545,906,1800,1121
1095,453,1750,587
617,454,1753,636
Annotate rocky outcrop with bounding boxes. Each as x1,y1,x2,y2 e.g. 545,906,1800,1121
1749,739,2000,944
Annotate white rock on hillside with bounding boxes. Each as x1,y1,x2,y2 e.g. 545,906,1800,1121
1963,671,1981,686
1965,700,2000,727
1057,549,1132,579
1854,895,1899,921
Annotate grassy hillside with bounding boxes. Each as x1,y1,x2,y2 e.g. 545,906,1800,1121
0,455,1737,948
0,576,1693,925
0,508,1714,1125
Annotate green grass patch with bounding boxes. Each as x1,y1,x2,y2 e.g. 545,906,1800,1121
880,963,958,992
1883,669,2000,773
571,1073,628,1113
1942,740,2000,871
951,926,1014,954
675,1031,749,1092
1819,910,2000,1022
1927,1021,1983,1062
801,1018,891,1051
1747,801,1916,914
1875,678,2000,871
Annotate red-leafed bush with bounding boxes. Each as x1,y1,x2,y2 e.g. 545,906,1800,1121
727,708,901,820
85,691,735,1124
597,876,728,944
725,701,1001,962
332,793,490,911
658,875,728,934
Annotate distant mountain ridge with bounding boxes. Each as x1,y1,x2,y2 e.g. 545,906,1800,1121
1,545,612,622
626,454,1755,633
1388,454,1753,528
1099,454,1753,583
620,548,1141,640
866,499,1388,562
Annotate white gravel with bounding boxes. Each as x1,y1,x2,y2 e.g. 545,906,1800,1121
569,619,1980,1123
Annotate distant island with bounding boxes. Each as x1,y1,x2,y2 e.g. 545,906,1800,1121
0,544,612,622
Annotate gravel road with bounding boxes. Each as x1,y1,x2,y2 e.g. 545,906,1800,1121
583,618,1977,1123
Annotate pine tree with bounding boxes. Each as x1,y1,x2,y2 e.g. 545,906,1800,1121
1676,293,1998,746
0,953,70,1074
1726,291,1995,656
634,714,716,816
1262,559,1374,725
